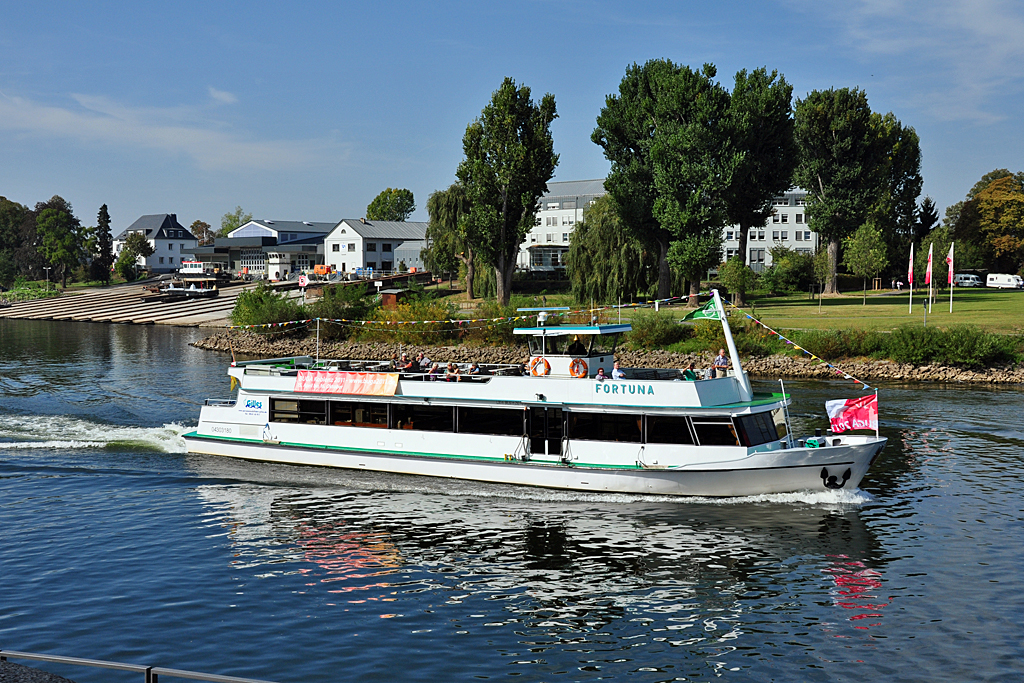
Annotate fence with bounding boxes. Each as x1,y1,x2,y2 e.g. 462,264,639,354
0,649,277,683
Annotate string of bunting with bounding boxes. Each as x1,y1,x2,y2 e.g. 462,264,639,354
723,298,873,391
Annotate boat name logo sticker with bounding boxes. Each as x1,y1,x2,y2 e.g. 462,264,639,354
596,382,655,396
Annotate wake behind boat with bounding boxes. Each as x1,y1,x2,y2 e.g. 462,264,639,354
183,291,887,496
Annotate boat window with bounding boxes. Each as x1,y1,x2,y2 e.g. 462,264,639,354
391,404,454,432
735,412,778,447
589,333,619,356
691,417,740,446
272,398,327,425
528,335,566,356
330,401,388,428
568,411,642,443
771,408,788,438
646,415,695,445
457,407,524,436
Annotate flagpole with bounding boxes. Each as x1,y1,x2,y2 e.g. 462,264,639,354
948,242,954,314
874,389,879,438
908,242,914,315
927,243,933,314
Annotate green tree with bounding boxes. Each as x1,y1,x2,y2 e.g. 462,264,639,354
219,206,252,237
914,196,940,246
89,204,113,283
594,60,738,299
0,197,29,286
949,169,1024,272
717,255,757,302
457,77,558,306
566,194,657,304
794,88,888,295
759,246,814,294
115,231,155,280
724,67,797,305
666,233,723,304
36,195,83,287
190,219,215,246
423,183,478,298
366,188,416,222
843,222,889,304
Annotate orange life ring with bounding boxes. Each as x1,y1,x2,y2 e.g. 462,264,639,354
530,356,551,376
569,358,588,378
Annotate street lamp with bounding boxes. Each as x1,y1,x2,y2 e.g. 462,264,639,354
43,266,51,291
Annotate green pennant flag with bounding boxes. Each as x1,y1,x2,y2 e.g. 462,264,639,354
683,300,722,321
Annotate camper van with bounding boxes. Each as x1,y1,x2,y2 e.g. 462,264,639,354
954,273,983,287
987,273,1023,289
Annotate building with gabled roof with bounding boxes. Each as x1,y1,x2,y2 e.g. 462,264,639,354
324,218,428,275
113,214,198,274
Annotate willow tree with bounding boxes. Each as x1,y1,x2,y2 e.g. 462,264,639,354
457,78,558,306
424,183,477,298
566,194,657,304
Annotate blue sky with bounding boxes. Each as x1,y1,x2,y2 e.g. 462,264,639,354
1,1,1022,231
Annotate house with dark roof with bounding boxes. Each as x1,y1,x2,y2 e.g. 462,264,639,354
112,214,198,274
323,218,428,275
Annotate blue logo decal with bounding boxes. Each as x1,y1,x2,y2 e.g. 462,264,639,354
244,399,263,409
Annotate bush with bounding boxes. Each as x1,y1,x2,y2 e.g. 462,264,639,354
230,282,305,328
458,295,534,346
625,309,689,349
788,329,885,360
308,283,377,341
934,325,1019,369
358,298,459,345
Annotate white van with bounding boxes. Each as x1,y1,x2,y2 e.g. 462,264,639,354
954,273,983,287
986,273,1022,289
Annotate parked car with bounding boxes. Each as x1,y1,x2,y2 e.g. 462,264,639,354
954,273,983,287
986,273,1023,289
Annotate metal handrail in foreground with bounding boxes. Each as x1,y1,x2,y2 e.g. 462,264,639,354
0,649,278,683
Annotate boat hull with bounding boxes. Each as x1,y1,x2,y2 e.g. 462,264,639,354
182,432,886,498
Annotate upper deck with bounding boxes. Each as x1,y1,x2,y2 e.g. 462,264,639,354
228,356,777,414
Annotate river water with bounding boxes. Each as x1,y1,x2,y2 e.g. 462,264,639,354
1,319,1022,683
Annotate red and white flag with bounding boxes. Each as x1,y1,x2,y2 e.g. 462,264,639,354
925,243,933,285
946,242,954,284
825,395,878,433
908,242,914,285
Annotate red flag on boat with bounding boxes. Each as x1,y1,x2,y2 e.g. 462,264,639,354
825,395,878,433
925,243,933,285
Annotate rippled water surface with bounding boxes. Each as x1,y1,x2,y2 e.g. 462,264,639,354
2,319,1023,682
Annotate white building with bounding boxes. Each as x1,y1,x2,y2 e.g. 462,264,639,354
323,219,428,275
519,179,606,272
227,219,335,278
721,188,819,272
113,214,198,274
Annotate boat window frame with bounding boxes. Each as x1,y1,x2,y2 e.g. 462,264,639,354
689,416,741,447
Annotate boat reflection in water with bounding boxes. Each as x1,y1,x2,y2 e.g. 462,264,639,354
190,454,888,655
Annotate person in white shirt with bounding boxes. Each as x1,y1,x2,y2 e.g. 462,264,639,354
611,361,626,380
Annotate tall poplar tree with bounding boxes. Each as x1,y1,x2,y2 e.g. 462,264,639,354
723,68,797,305
90,204,113,283
457,78,558,305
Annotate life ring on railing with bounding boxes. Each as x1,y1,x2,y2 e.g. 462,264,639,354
530,357,551,376
569,358,588,378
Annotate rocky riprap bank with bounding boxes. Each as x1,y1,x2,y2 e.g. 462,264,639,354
192,333,1024,385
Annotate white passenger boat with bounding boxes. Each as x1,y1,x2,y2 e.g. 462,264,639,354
183,291,887,497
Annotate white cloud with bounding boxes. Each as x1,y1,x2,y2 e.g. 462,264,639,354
0,90,343,170
792,0,1024,123
208,86,238,105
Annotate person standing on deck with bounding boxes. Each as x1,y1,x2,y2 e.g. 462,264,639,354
713,349,729,378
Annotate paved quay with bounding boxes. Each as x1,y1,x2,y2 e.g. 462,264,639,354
0,282,261,327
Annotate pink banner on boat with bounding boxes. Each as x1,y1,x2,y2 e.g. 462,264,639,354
825,395,878,433
294,371,399,396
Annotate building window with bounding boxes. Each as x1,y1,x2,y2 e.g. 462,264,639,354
773,197,788,206
796,213,803,224
366,262,377,270
568,216,575,225
547,202,559,209
726,231,734,240
180,243,185,250
772,231,780,241
332,244,340,252
366,243,376,252
781,214,788,224
795,231,803,241
531,235,537,243
382,243,392,253
562,233,568,242
772,214,780,223
159,257,164,264
381,261,393,271
348,243,355,251
562,216,568,226
535,216,542,226
341,263,346,271
804,231,812,240
726,248,738,260
758,231,765,241
796,198,807,206
546,233,553,242
781,231,788,240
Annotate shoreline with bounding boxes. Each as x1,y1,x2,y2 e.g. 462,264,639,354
192,332,1024,385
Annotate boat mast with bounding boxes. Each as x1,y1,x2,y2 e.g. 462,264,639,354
712,289,753,402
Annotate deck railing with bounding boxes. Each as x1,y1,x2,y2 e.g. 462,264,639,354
0,649,277,683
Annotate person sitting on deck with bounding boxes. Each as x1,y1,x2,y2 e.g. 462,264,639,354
397,353,415,371
445,363,461,382
682,362,699,381
595,367,607,381
427,363,442,380
468,362,482,375
611,361,626,380
416,352,431,372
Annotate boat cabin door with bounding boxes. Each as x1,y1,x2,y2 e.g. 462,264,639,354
529,407,564,457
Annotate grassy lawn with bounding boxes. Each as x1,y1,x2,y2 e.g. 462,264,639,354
741,288,1024,334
